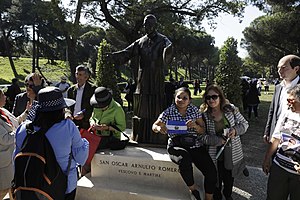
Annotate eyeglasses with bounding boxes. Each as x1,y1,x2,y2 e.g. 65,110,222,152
287,98,298,104
25,83,34,89
205,95,219,101
176,95,189,101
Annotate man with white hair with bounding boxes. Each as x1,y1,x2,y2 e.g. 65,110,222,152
263,84,300,199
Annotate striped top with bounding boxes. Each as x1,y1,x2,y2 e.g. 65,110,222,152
202,104,249,177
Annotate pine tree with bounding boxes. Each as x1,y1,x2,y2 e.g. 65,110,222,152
96,39,122,105
215,37,242,108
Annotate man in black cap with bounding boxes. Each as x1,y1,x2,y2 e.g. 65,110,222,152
81,86,126,175
107,14,172,144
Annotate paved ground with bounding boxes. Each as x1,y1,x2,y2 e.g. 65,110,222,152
232,166,267,200
235,115,269,199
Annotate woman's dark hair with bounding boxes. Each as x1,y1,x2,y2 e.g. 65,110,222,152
33,109,65,131
24,73,45,86
174,87,191,99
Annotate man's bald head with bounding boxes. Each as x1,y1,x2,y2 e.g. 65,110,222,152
279,55,300,75
277,55,300,81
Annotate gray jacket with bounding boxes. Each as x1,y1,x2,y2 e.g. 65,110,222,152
202,104,249,177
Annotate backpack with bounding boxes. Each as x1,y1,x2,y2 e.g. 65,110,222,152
12,123,71,200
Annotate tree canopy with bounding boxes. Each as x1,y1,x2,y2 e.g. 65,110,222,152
242,0,300,78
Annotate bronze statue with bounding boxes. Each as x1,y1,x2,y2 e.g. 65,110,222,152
108,14,172,144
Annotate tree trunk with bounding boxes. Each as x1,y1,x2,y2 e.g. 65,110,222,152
8,56,18,78
1,29,18,78
32,23,36,72
66,0,83,83
66,36,77,83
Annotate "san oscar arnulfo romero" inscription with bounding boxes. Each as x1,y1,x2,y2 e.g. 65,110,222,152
97,160,179,178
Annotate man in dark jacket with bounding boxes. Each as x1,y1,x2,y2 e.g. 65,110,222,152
66,65,95,130
264,55,300,143
5,78,21,111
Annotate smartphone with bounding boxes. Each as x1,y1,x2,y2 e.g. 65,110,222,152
75,109,86,116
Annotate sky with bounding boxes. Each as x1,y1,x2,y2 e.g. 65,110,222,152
202,5,265,58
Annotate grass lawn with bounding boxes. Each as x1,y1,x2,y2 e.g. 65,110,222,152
0,57,69,86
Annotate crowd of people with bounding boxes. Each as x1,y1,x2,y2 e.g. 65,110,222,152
0,36,300,200
0,64,128,199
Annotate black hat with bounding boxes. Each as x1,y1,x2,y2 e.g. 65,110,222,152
90,87,112,108
37,87,75,112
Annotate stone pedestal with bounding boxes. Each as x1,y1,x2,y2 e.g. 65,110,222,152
76,146,204,200
132,116,168,145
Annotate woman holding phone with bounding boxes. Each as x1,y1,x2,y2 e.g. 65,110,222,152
200,84,248,200
152,87,221,200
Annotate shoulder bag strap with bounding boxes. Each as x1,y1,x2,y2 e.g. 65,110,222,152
109,124,130,141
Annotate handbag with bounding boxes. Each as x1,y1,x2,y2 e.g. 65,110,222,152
224,141,233,170
172,135,197,148
80,127,101,165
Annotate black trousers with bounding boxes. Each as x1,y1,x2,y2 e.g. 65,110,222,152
65,189,76,200
214,160,234,200
248,105,258,118
168,146,217,194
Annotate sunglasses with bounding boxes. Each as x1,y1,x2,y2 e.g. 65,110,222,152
205,95,219,101
176,95,189,101
25,83,34,89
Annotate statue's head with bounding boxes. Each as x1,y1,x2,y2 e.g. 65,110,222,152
143,14,157,35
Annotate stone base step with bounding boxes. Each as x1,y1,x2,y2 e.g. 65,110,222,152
76,146,205,200
76,175,201,200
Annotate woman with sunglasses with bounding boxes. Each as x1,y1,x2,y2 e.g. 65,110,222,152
200,84,248,200
152,87,218,200
12,73,45,121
